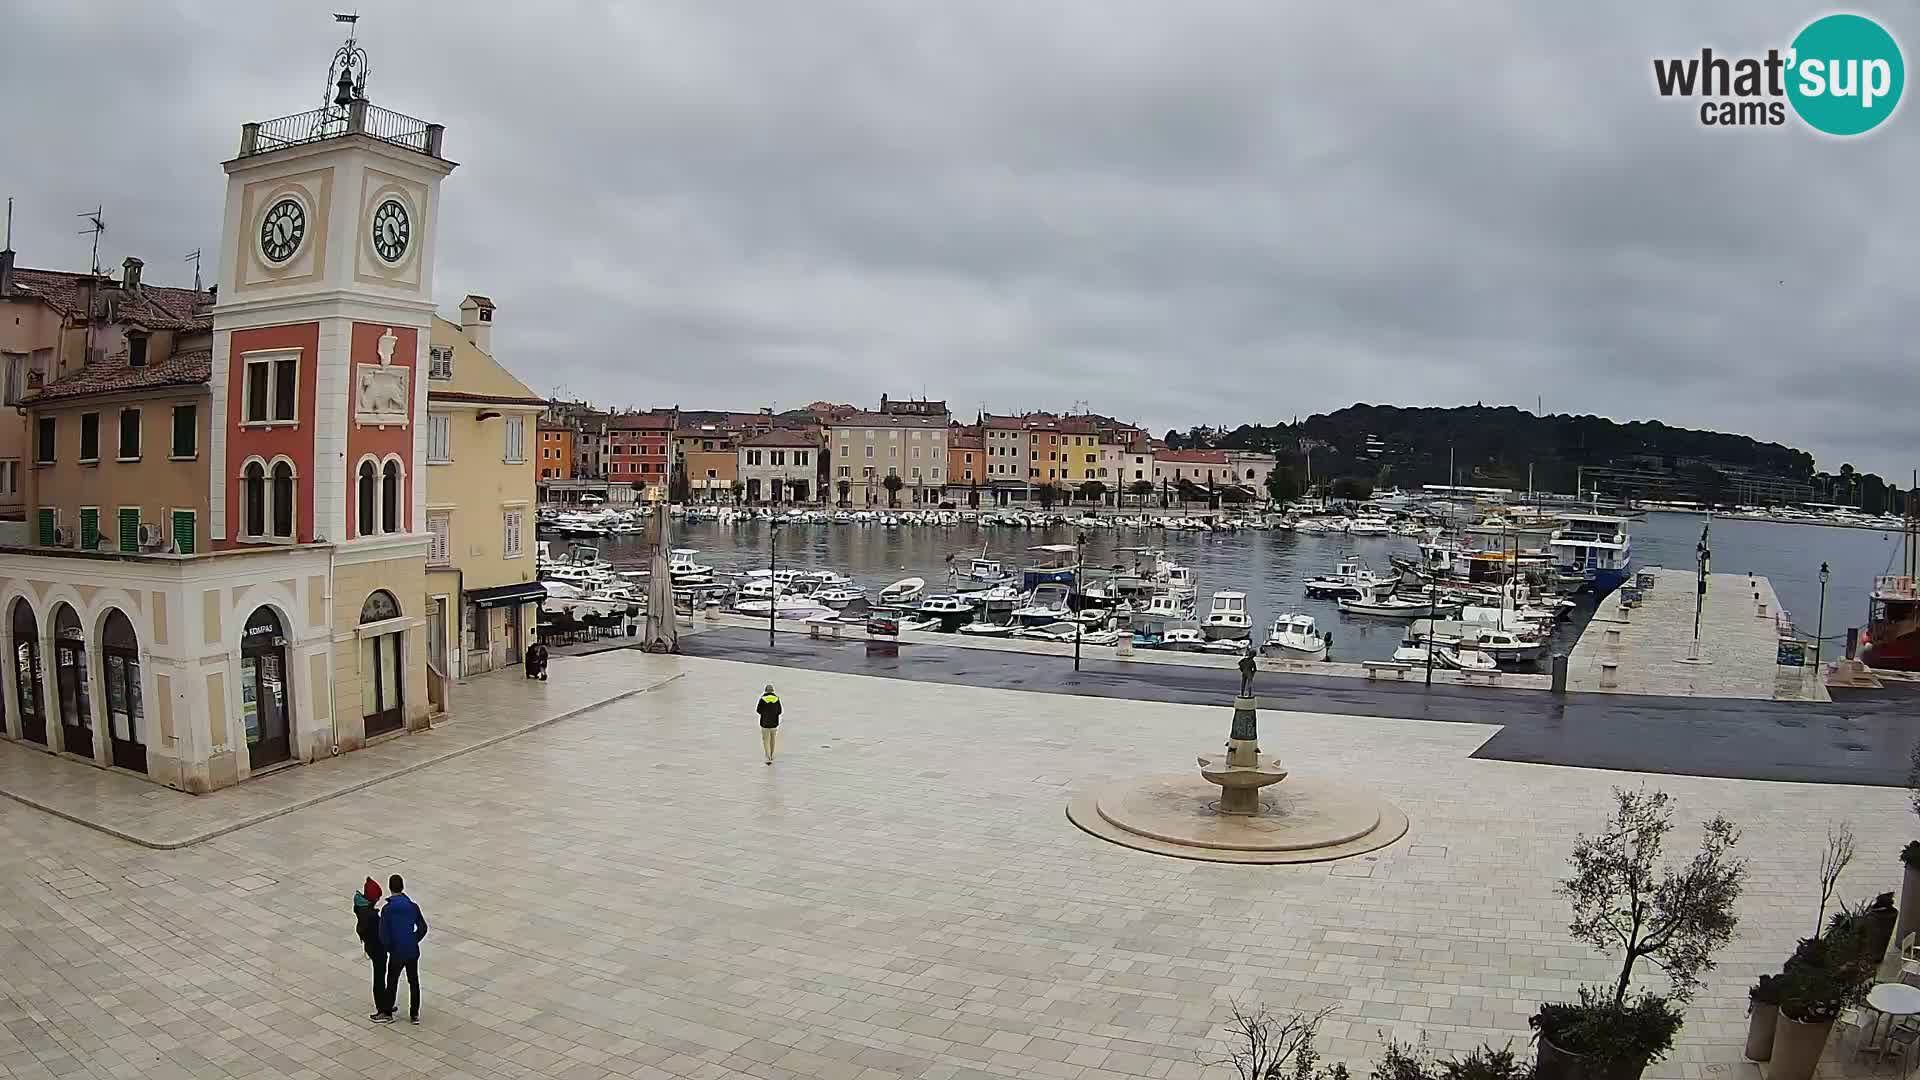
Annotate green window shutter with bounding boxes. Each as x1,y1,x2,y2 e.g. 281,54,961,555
78,508,99,551
118,508,139,553
36,509,55,546
171,510,195,554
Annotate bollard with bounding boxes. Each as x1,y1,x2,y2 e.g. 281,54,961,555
1551,653,1569,694
1757,601,1768,618
1116,634,1134,658
1599,660,1619,689
1604,628,1621,650
1846,627,1859,660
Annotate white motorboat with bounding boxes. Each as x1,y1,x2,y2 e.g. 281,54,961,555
667,549,716,583
1202,591,1252,641
1337,595,1460,619
954,557,1014,587
1392,642,1439,665
1155,626,1207,651
1347,515,1393,536
1201,639,1252,654
1014,620,1081,641
917,594,977,631
975,583,1023,616
1080,628,1124,646
813,586,866,609
957,620,1016,637
1304,560,1395,600
1463,628,1545,663
878,577,926,605
895,615,939,632
1012,583,1073,626
1262,614,1328,661
734,597,833,620
1444,646,1500,672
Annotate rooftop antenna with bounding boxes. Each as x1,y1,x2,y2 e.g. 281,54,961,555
4,197,12,249
76,206,106,277
183,248,202,292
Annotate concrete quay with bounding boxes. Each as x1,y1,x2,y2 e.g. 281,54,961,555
1565,567,1827,701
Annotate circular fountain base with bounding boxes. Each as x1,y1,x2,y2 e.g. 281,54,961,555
1067,774,1408,864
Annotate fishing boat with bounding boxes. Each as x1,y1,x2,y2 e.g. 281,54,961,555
1547,514,1634,595
1012,583,1073,626
1445,646,1500,672
878,577,926,605
975,583,1024,618
1863,512,1920,670
1015,620,1081,641
1262,614,1328,661
1347,515,1393,536
1392,641,1439,665
1021,544,1080,590
1202,591,1252,641
1337,595,1459,619
953,557,1015,588
1129,592,1195,637
916,594,977,631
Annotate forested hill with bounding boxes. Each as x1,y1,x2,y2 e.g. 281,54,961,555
1180,404,1857,504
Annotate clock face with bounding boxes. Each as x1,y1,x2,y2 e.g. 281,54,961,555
371,199,411,264
259,198,306,264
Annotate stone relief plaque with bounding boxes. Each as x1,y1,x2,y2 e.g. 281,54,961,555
354,327,410,427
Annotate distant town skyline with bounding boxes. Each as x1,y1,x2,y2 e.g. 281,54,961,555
5,2,1915,477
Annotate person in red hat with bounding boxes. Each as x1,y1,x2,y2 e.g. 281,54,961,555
353,877,389,1017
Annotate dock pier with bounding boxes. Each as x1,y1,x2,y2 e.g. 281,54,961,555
1564,567,1827,701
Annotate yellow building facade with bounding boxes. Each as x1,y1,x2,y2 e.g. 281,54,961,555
425,303,543,681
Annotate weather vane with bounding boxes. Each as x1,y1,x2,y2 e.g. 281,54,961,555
324,12,370,115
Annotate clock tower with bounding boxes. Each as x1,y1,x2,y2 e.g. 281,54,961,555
210,20,456,744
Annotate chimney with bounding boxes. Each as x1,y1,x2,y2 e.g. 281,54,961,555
459,294,495,353
122,256,143,294
0,248,13,297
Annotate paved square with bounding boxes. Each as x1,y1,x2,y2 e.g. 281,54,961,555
0,650,1906,1080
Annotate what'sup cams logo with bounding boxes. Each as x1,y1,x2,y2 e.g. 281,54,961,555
1654,13,1904,134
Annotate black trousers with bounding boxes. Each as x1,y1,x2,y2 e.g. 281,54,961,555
367,951,389,1013
385,955,420,1019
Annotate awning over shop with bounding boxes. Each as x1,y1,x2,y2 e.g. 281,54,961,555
467,581,547,609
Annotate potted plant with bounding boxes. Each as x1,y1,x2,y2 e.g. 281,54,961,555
1771,919,1876,1080
1743,974,1782,1061
1862,891,1899,962
1374,1039,1537,1080
1530,789,1746,1080
1899,841,1920,952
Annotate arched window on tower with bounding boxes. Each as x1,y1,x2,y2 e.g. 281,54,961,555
357,460,377,537
243,461,267,538
381,460,401,533
271,461,295,539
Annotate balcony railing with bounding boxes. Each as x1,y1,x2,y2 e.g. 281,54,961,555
240,101,444,159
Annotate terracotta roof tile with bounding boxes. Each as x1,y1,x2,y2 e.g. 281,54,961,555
10,268,210,331
29,348,211,403
741,429,820,448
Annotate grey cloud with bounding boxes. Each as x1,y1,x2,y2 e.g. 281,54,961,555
5,1,1916,474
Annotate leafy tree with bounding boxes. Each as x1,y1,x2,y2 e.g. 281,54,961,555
881,473,904,507
1562,788,1745,1006
1328,477,1374,501
1127,479,1154,505
1036,482,1061,510
668,466,691,504
967,482,980,509
836,478,851,506
1266,466,1300,504
729,479,745,504
1080,479,1108,505
1221,485,1252,504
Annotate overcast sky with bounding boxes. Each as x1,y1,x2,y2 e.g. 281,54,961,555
7,2,1916,476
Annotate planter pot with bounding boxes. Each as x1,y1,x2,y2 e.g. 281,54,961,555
1769,1014,1834,1080
1535,1037,1649,1080
1897,861,1920,953
1744,1003,1779,1061
1866,903,1899,965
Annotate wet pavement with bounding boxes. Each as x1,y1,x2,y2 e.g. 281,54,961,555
678,627,1920,787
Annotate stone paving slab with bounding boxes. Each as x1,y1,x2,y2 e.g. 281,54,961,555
1567,569,1828,701
0,653,683,848
0,650,1906,1080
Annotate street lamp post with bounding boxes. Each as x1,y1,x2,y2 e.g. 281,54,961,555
768,519,781,647
1425,582,1437,686
1815,560,1830,668
1073,529,1088,672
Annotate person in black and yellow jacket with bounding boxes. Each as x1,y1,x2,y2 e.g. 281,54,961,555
756,684,782,764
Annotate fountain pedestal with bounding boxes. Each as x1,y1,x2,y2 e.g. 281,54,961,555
1197,696,1289,814
1067,689,1408,864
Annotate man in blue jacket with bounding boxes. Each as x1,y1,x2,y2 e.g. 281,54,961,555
373,874,428,1024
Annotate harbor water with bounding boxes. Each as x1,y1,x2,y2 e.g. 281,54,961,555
561,510,1911,663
